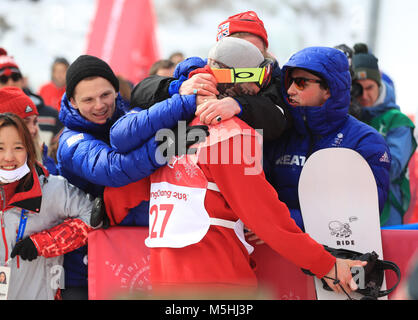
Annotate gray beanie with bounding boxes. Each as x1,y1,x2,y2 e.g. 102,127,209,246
208,37,264,68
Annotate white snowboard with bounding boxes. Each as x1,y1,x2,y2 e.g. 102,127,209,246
298,148,387,300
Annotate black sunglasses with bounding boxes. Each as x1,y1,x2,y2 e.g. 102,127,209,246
0,73,22,84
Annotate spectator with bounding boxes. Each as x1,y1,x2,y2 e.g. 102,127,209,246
169,51,185,65
56,54,207,299
264,47,391,231
149,59,175,77
38,57,69,112
0,112,102,299
352,51,417,226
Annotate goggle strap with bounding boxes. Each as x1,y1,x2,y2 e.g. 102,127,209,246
259,67,266,86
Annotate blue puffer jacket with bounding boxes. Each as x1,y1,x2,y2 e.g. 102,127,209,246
110,93,197,153
264,47,391,231
57,92,196,288
57,93,167,198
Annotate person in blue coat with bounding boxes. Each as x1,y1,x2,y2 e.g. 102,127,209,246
351,52,417,227
56,55,202,299
264,47,391,231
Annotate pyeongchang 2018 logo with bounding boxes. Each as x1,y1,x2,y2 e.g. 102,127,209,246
328,216,358,247
104,255,151,298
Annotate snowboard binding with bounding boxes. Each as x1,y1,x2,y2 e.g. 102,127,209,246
302,245,401,300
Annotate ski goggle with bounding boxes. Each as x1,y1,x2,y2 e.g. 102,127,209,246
211,59,274,89
0,68,22,84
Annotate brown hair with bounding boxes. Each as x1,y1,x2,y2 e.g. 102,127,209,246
0,113,37,172
149,59,175,76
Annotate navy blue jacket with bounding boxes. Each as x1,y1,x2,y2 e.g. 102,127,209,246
264,47,391,231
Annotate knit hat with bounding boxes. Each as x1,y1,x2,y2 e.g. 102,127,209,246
0,87,38,119
65,55,119,99
208,37,264,68
217,11,268,48
352,53,381,86
0,48,21,76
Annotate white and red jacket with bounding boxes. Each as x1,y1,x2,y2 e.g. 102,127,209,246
0,164,95,300
146,117,336,293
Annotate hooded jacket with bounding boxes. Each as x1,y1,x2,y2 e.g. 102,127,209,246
0,164,95,300
57,93,167,198
359,81,416,226
264,47,391,230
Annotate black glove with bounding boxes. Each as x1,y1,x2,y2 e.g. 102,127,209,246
90,197,110,229
11,237,38,261
157,124,209,159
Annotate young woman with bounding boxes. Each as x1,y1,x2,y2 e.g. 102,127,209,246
0,112,101,299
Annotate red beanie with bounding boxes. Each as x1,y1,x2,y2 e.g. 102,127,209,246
0,48,21,76
216,11,268,48
0,87,38,119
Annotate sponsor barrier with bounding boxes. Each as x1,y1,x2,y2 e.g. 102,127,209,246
88,226,150,300
88,227,418,300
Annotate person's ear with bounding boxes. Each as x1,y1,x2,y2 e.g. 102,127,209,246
324,88,331,101
70,97,78,109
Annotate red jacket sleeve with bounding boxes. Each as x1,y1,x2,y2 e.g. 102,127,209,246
103,177,150,225
30,218,93,258
201,135,336,279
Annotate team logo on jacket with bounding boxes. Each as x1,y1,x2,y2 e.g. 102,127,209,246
379,151,390,164
275,154,306,167
66,133,84,147
332,133,344,147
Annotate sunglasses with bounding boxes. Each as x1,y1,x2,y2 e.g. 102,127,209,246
287,77,324,91
0,72,22,84
211,59,274,89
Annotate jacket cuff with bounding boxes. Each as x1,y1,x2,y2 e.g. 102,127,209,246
29,234,42,255
168,75,187,96
309,249,337,279
29,218,93,258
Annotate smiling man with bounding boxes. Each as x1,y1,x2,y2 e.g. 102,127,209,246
56,54,204,300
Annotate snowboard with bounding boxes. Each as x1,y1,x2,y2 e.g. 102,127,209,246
298,148,387,300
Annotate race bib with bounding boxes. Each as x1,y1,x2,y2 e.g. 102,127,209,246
145,182,211,248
